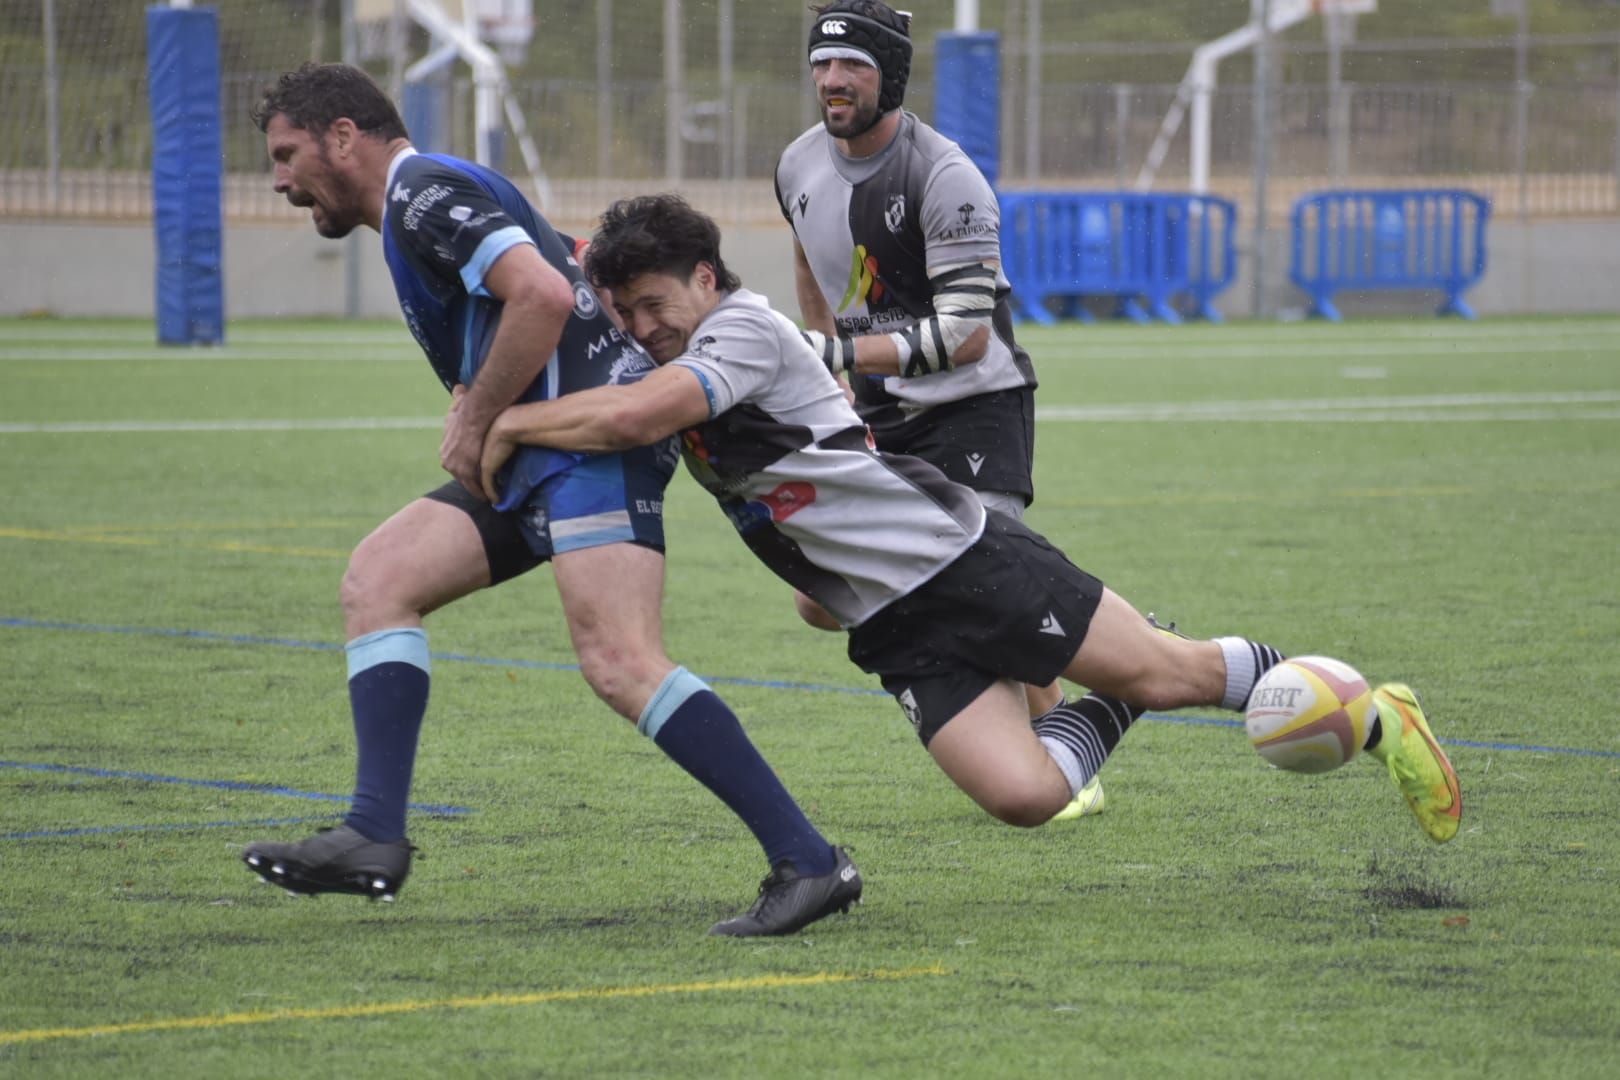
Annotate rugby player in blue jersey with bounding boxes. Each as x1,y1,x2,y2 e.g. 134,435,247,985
240,63,859,937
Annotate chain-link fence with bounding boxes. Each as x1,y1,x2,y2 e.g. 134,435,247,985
2,0,1617,223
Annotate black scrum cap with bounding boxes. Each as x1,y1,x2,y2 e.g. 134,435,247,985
808,2,913,114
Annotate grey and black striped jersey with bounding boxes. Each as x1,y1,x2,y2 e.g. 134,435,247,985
774,112,1036,427
672,289,986,628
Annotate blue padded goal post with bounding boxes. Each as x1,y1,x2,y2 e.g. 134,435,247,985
934,31,1000,188
146,4,224,345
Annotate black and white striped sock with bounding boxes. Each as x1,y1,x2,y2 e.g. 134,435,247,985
1213,637,1288,711
1033,694,1145,797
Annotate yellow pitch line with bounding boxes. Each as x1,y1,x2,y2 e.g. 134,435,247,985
0,965,950,1046
51,519,370,535
0,526,347,560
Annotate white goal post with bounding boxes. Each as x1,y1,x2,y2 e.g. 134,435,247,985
1134,0,1377,194
356,0,552,208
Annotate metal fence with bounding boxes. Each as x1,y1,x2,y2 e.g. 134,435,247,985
1,0,1617,224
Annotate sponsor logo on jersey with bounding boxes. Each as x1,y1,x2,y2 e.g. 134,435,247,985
838,244,885,312
834,308,912,335
449,205,473,221
586,329,622,359
608,347,653,384
401,183,453,231
1039,612,1067,637
792,192,809,218
572,279,600,319
448,210,502,247
688,334,719,360
391,183,411,203
682,427,713,464
966,452,986,475
755,481,817,523
719,497,770,534
932,200,996,242
820,18,848,35
885,194,906,234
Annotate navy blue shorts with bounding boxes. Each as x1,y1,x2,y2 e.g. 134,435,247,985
424,440,677,585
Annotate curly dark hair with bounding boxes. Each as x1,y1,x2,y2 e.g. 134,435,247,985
585,194,742,293
250,62,408,141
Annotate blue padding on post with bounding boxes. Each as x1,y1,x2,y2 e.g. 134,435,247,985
146,6,225,345
401,80,445,153
934,31,1000,188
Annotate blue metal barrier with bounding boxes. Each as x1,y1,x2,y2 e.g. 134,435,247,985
999,192,1238,324
1289,189,1491,320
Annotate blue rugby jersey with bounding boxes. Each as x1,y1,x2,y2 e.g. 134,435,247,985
379,149,655,510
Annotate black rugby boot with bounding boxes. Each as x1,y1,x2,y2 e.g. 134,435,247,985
243,824,414,901
710,846,862,937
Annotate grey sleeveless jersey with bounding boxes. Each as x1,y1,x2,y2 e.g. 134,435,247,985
671,289,986,628
774,112,1037,426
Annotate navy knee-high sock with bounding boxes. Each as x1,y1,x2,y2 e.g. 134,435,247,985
641,667,834,875
342,628,430,843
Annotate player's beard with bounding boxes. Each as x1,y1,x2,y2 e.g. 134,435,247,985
821,96,883,140
305,142,364,239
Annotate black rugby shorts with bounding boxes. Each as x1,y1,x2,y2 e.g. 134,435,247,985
846,511,1103,745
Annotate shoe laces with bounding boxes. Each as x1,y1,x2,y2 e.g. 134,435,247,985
742,860,808,913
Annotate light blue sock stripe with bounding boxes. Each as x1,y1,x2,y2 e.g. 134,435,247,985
637,666,711,739
346,628,431,680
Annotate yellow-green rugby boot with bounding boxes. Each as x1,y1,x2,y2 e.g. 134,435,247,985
1368,683,1462,843
1051,774,1106,822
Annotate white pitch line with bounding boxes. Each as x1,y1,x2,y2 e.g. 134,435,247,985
1037,408,1620,423
1037,390,1620,422
4,329,1617,366
0,330,404,346
5,392,1619,434
1030,337,1618,363
4,318,1613,345
0,417,440,434
0,350,416,364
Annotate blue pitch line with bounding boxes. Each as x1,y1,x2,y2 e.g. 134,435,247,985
0,760,473,815
2,814,336,841
6,615,1619,761
1142,717,1620,758
1442,736,1620,759
0,615,885,697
